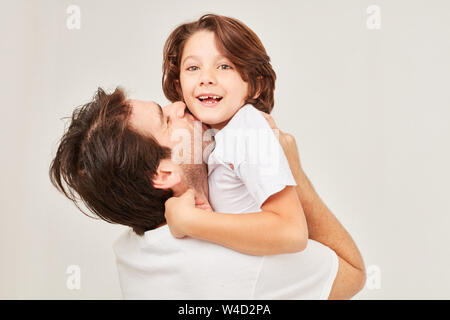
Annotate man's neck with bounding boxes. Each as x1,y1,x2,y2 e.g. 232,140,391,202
155,186,211,229
194,190,212,211
173,180,211,211
177,163,211,209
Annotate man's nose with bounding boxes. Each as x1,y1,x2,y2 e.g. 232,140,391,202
168,101,187,119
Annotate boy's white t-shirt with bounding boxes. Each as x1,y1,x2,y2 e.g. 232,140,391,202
113,104,339,299
207,104,296,213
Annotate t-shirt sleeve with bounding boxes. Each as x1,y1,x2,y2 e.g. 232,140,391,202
252,240,339,300
233,117,296,208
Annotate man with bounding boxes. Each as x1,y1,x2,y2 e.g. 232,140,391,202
50,87,366,299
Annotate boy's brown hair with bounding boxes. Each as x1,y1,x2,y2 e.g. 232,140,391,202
162,13,276,114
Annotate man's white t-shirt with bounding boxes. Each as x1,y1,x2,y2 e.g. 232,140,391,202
114,104,339,299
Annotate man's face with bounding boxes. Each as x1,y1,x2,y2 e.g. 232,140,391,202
127,99,210,196
128,99,193,147
127,99,210,164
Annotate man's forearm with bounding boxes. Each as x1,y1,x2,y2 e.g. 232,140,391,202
294,169,366,272
278,133,365,273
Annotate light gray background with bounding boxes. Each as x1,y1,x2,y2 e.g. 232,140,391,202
1,0,449,299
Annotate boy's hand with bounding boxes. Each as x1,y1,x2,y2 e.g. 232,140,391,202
164,189,197,238
164,189,211,238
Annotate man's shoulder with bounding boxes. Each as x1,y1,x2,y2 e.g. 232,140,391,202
113,226,169,256
113,228,139,255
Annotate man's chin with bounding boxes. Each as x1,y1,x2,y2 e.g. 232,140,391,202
180,163,208,197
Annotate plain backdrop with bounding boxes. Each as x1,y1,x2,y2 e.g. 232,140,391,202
1,0,449,299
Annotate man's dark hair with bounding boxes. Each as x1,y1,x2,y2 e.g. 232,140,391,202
49,87,172,235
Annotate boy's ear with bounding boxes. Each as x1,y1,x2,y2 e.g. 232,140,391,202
152,159,182,190
251,76,263,99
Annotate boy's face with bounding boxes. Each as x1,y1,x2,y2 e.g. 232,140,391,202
179,30,249,129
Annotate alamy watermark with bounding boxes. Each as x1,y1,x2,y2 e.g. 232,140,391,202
366,5,381,30
169,123,283,176
365,264,381,290
66,264,81,290
66,5,81,30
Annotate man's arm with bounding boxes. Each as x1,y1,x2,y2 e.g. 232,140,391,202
279,132,366,299
259,111,366,298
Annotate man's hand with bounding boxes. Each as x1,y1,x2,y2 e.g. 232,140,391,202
164,189,199,238
260,111,303,180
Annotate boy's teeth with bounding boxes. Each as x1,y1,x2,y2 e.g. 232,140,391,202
199,95,221,100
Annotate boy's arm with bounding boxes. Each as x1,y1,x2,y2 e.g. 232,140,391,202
164,186,308,256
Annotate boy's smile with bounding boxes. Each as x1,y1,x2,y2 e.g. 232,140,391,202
179,30,249,130
197,93,223,107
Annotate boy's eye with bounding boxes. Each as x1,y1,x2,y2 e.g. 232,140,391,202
218,64,232,70
187,66,199,71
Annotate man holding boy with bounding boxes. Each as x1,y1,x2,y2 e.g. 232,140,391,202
50,87,366,299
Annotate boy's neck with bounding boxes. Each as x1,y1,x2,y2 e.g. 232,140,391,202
209,119,230,130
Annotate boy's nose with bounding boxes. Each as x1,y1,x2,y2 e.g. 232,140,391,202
199,69,216,86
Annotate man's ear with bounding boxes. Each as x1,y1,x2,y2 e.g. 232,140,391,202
152,159,182,190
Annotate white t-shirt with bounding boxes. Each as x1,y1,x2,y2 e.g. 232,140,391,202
114,228,338,299
113,104,339,299
207,104,296,213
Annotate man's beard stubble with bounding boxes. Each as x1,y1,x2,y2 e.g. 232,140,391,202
180,163,209,200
